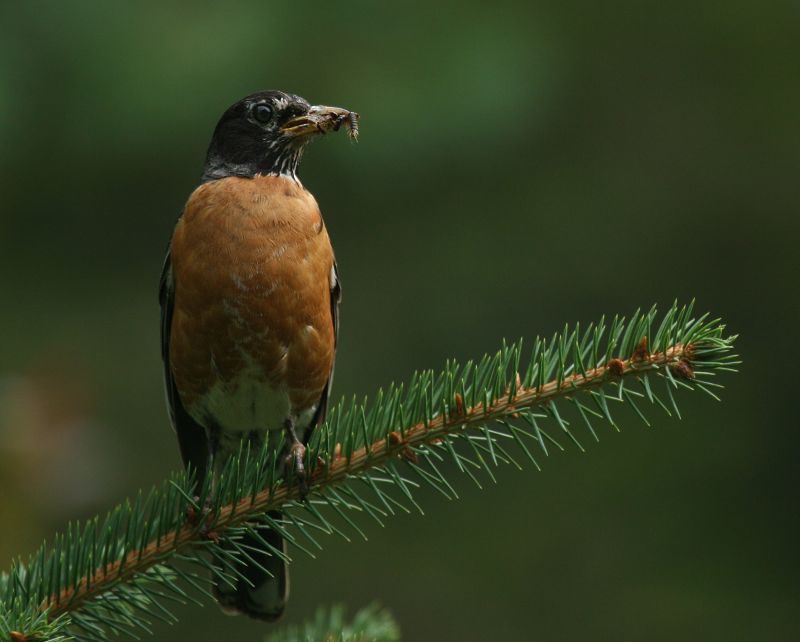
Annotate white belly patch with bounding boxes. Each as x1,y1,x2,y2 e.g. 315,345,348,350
190,364,317,434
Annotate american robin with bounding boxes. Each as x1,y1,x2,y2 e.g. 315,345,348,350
159,90,357,620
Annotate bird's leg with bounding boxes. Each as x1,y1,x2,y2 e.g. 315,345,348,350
186,450,214,532
283,417,308,498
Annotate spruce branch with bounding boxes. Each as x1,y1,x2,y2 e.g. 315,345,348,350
0,302,739,642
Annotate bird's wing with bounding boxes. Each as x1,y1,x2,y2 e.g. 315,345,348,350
305,260,341,442
159,247,209,488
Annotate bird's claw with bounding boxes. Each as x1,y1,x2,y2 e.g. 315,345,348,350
285,442,309,499
186,495,216,537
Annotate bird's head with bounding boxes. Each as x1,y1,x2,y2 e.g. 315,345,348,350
202,90,358,182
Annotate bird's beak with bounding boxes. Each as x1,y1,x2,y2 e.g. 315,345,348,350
280,105,359,139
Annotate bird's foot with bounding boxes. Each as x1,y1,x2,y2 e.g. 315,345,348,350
185,495,216,536
284,441,308,499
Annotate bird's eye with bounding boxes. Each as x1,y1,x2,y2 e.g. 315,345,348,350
252,104,273,124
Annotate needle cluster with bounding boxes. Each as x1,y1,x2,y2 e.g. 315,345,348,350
0,302,739,642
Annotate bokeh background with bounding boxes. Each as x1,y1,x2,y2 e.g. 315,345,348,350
1,1,797,640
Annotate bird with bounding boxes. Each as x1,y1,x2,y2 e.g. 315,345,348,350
159,90,357,620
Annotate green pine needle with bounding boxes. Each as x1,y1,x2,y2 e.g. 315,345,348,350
0,303,739,642
263,603,400,642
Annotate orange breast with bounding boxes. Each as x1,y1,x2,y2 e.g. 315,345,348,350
168,175,336,421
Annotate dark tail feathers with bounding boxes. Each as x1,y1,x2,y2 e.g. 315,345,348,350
212,510,288,621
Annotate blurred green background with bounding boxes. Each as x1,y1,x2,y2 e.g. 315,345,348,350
1,1,797,640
